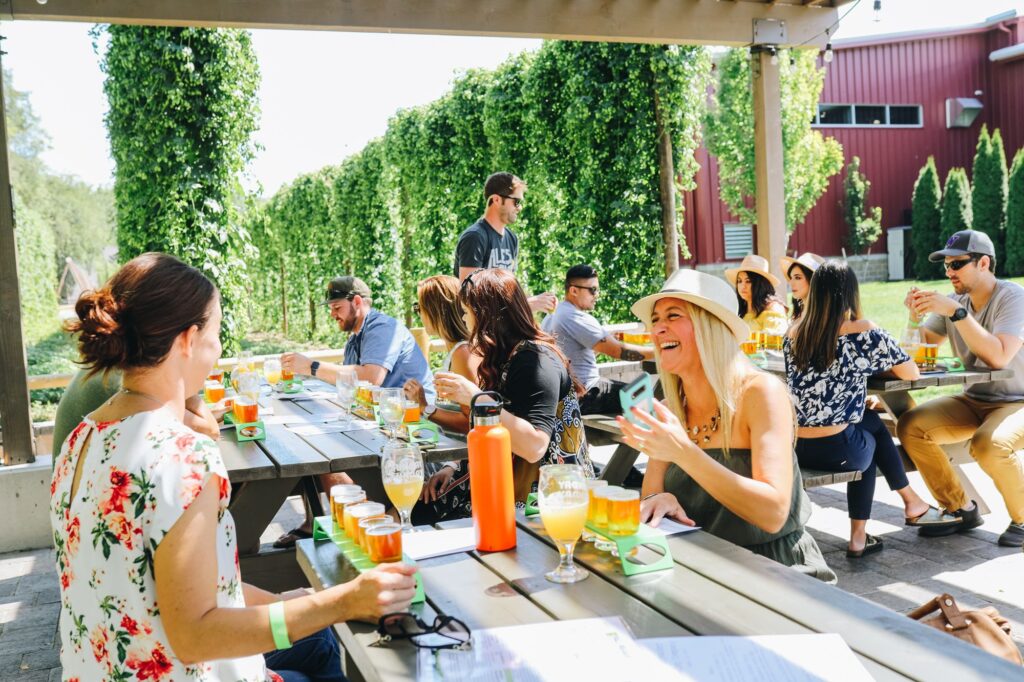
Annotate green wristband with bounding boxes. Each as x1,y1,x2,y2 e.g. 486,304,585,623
268,601,292,650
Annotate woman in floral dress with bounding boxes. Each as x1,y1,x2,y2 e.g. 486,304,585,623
51,253,417,681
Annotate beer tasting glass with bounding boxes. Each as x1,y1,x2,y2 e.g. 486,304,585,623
339,490,369,535
336,367,359,425
358,515,392,553
591,485,623,552
583,479,608,542
263,358,282,386
280,353,294,382
538,464,590,584
366,522,403,563
330,484,362,524
607,489,641,536
348,502,386,545
204,380,225,403
382,442,424,532
379,388,406,441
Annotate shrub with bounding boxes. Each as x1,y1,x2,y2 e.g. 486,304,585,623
842,156,882,255
910,157,942,278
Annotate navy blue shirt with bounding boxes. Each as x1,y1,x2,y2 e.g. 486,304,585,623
344,309,436,402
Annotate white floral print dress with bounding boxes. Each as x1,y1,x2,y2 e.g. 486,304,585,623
50,407,270,681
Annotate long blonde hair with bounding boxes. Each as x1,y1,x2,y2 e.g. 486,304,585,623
655,302,750,455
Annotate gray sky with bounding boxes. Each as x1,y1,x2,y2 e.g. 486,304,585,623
3,0,1021,195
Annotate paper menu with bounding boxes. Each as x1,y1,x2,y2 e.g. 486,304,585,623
401,527,476,561
417,618,868,682
649,518,701,536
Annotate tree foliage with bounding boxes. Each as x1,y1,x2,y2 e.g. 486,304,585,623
842,156,882,255
910,157,942,278
247,42,712,341
704,49,844,235
940,167,973,243
1006,149,1024,276
97,25,261,351
971,125,1008,264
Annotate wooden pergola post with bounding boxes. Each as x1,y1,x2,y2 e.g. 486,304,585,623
0,61,36,465
751,46,788,291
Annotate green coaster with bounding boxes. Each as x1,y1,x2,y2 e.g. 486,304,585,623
405,420,440,446
283,379,304,394
585,521,674,576
525,492,540,516
235,420,266,442
312,516,424,603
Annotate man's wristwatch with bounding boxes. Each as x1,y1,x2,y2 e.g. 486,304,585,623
423,403,437,417
949,306,968,322
310,361,320,377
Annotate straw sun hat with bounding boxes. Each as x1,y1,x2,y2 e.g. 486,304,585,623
723,254,780,289
631,268,749,343
779,252,825,278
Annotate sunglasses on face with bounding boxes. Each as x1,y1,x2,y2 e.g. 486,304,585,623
572,285,599,295
944,257,977,272
498,194,523,208
375,612,471,651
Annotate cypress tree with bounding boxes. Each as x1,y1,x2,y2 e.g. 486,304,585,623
940,167,973,244
1006,149,1024,276
971,125,1008,264
910,157,942,278
842,156,882,255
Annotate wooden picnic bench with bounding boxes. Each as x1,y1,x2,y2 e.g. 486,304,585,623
219,379,467,591
295,514,1020,682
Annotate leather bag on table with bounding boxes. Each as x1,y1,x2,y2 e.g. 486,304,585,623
908,593,1023,666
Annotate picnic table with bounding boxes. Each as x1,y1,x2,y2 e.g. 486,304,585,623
218,379,468,590
295,515,1019,682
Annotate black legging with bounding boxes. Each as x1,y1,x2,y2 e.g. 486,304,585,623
796,410,910,520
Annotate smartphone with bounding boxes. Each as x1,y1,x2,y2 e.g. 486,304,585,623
620,374,655,426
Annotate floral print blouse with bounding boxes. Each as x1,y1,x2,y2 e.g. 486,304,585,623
50,407,270,682
784,328,909,427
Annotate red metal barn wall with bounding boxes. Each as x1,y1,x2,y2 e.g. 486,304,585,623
682,19,1024,266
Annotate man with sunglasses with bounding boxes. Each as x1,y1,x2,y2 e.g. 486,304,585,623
542,264,654,415
453,171,557,313
897,229,1024,548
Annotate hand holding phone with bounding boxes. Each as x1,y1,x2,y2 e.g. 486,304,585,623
620,374,655,426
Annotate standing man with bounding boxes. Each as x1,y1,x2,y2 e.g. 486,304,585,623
453,171,556,313
282,275,435,402
542,264,654,414
898,230,1024,547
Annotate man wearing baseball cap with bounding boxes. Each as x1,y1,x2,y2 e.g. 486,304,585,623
276,275,436,548
283,276,434,400
452,171,557,313
898,229,1024,547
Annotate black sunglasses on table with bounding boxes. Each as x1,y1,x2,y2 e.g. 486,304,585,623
375,612,471,650
944,256,978,272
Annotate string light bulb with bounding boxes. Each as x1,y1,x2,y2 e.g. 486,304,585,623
823,43,834,63
873,0,883,22
769,48,779,66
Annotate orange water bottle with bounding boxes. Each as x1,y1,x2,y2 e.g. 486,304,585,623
468,391,516,552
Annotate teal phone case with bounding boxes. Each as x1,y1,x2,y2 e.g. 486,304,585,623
620,373,654,425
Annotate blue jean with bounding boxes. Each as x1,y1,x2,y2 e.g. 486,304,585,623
796,410,910,520
264,627,347,682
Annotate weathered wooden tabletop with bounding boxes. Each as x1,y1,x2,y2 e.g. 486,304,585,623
297,515,1020,682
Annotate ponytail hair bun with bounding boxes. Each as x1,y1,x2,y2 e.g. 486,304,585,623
67,253,217,377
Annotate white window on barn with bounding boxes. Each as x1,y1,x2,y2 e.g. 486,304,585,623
813,104,922,128
724,224,754,260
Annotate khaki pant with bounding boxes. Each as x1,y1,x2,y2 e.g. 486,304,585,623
896,394,1024,524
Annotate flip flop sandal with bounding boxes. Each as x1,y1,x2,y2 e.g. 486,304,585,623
272,526,314,549
846,534,884,559
905,505,962,529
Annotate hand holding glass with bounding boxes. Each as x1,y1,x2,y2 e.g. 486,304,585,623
538,464,590,583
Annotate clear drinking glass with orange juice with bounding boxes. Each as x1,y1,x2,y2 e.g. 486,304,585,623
382,443,424,531
538,464,590,584
204,380,225,403
606,489,641,536
263,358,282,386
366,522,403,563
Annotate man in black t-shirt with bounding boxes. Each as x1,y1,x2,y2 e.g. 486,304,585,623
453,171,556,313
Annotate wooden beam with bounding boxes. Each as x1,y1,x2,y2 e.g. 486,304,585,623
11,0,839,48
750,47,788,294
0,61,36,466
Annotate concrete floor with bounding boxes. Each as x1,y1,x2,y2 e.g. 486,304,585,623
4,446,1021,679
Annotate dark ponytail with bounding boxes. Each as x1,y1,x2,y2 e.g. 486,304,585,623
67,253,217,377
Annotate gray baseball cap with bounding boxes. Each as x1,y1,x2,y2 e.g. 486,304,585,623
928,230,996,262
322,276,371,305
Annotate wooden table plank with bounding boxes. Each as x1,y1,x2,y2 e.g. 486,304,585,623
665,531,1021,682
219,431,277,482
256,423,333,477
300,431,381,471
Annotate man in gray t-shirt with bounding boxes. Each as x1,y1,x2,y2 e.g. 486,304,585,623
896,230,1024,547
541,264,654,414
